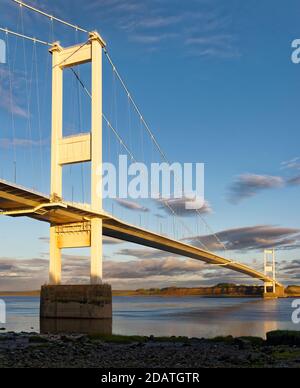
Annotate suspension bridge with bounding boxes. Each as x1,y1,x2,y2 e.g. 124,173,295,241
0,1,284,317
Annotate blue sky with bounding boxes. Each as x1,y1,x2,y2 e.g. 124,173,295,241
0,0,300,290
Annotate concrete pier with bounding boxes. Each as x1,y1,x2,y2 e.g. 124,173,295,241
263,285,286,299
40,285,112,319
40,318,112,335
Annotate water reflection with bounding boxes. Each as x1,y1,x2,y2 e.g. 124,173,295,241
112,297,297,339
113,319,282,339
40,318,112,335
1,296,298,338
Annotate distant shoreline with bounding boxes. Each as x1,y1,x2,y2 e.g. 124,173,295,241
1,284,299,297
0,290,40,297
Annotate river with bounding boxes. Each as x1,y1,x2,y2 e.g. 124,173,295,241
1,296,299,339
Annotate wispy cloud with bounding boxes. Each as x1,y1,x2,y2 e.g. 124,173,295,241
184,225,300,252
287,175,300,186
84,0,143,14
116,247,167,260
136,15,183,29
281,157,300,187
228,174,284,203
0,257,48,290
0,254,205,290
0,138,45,148
1,243,300,290
229,158,300,203
281,157,300,171
105,256,204,279
0,68,28,118
81,0,239,58
115,198,149,212
185,33,239,58
0,85,28,118
130,32,178,44
157,197,212,217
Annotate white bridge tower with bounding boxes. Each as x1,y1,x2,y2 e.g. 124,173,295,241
49,31,106,285
264,249,276,294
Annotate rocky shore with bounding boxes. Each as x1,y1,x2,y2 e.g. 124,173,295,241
1,331,300,368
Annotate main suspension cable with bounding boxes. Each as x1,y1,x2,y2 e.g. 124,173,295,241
7,0,226,254
70,69,211,252
12,0,88,33
0,27,51,46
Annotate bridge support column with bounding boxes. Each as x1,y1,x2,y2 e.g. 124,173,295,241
49,220,105,285
42,221,112,321
49,225,61,285
263,284,286,299
40,284,112,320
262,249,285,298
41,32,112,323
48,32,106,285
91,218,103,284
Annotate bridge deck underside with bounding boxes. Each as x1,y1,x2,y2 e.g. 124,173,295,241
0,180,281,286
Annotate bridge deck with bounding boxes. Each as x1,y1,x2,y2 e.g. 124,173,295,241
0,179,281,286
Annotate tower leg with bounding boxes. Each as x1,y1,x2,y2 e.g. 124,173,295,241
49,225,61,285
42,34,111,327
263,284,285,298
90,218,103,284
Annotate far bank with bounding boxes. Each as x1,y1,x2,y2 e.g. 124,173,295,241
1,284,300,298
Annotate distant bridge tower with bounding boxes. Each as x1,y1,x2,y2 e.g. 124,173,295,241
49,32,106,285
264,249,276,294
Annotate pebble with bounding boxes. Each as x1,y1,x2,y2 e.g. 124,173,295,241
0,333,299,368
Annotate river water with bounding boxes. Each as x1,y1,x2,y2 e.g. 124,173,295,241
1,296,299,339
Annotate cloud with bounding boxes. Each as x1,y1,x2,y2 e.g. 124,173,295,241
84,0,142,14
229,159,300,201
275,259,300,283
279,157,300,186
184,225,300,252
281,157,300,171
130,32,178,44
115,198,149,212
157,197,212,217
2,0,61,26
117,247,168,260
2,245,300,290
228,174,284,203
103,236,124,245
185,33,239,59
0,257,48,290
81,0,238,57
105,254,300,286
0,254,205,290
105,257,205,279
287,175,300,186
0,68,28,118
39,237,50,244
135,15,183,29
0,138,45,148
0,85,28,118
279,259,300,272
63,258,190,288
154,213,166,219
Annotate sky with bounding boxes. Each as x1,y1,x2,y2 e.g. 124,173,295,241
0,0,300,290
